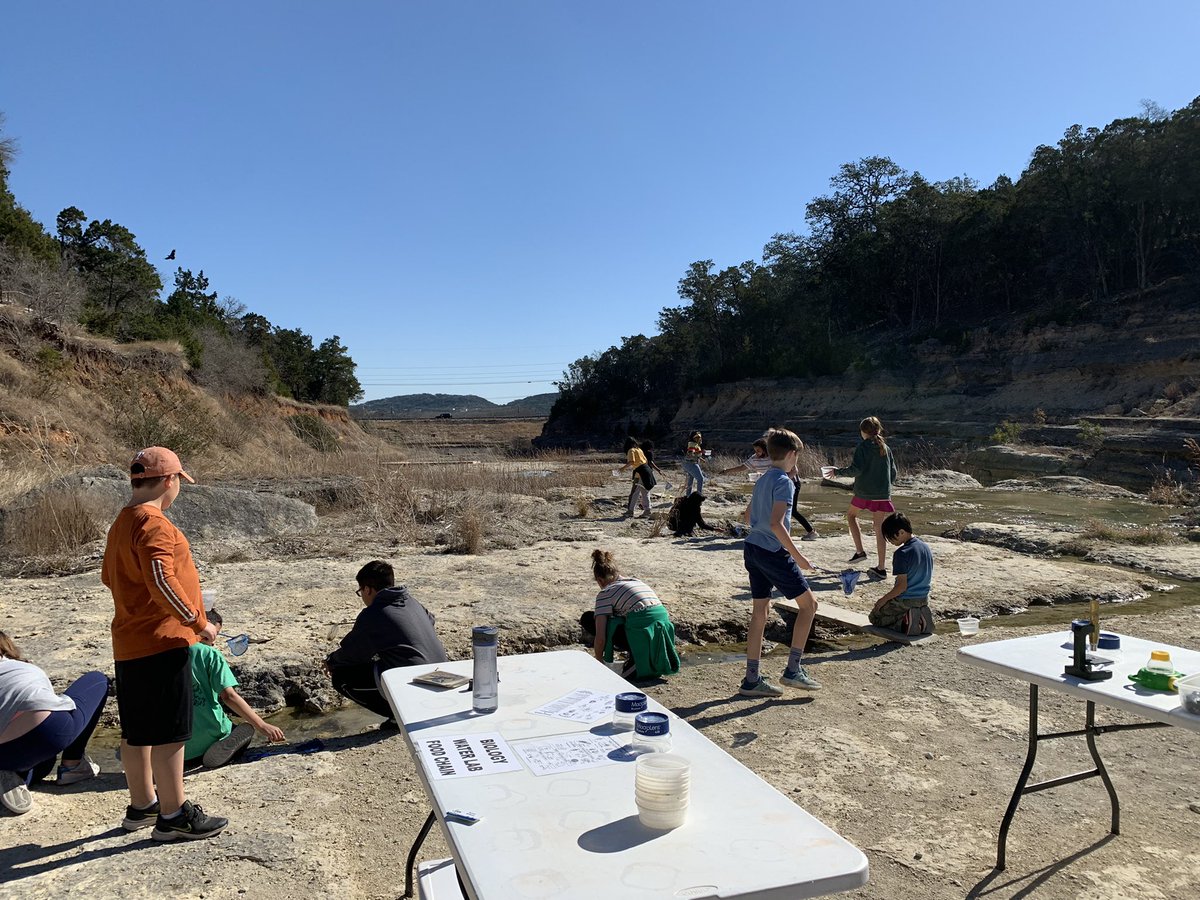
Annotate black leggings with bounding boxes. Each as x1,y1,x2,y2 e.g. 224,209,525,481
790,476,813,533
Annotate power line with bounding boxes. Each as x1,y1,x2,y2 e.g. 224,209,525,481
359,362,570,371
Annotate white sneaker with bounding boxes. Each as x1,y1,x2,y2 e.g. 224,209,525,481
57,754,100,785
1,770,32,814
801,531,818,541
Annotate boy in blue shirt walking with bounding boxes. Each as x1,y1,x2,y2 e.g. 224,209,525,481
739,428,822,697
869,513,935,635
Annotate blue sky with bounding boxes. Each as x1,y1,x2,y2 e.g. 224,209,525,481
2,2,1198,403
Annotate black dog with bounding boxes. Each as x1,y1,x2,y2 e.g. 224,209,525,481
667,493,716,537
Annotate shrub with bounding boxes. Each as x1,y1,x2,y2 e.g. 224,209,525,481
1033,407,1047,426
289,413,341,453
106,377,218,459
990,420,1022,444
1148,470,1187,505
192,326,270,396
450,505,485,554
573,496,592,518
1077,421,1105,451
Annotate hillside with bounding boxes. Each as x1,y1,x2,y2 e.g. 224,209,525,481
351,391,557,419
0,303,381,506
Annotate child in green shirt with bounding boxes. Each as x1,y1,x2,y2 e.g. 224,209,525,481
186,610,285,768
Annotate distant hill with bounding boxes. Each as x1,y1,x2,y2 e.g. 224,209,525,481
350,391,557,419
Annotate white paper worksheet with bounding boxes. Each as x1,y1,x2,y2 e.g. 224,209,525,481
511,733,626,776
530,688,614,724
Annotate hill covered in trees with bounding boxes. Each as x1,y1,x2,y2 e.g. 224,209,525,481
352,391,557,419
548,98,1200,435
0,113,362,407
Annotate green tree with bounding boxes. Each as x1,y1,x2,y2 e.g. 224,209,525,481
307,334,363,405
57,206,162,336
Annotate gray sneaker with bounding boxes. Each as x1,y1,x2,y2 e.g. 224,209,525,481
801,531,819,541
780,667,822,691
738,677,783,698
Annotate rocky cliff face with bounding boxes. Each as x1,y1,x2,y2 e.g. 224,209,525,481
543,281,1200,490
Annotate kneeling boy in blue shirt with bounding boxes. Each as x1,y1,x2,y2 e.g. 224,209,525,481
870,513,934,635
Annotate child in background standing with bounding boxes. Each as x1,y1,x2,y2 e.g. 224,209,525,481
682,431,706,496
722,437,817,540
826,417,897,579
619,437,654,518
737,427,823,697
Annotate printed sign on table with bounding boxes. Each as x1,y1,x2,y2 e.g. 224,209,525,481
530,688,614,724
416,732,524,780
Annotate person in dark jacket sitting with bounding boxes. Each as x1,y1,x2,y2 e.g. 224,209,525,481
325,561,448,727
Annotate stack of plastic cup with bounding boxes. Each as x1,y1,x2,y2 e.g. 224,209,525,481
635,753,690,830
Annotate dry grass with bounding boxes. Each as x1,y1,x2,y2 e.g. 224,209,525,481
1080,518,1173,545
450,505,485,554
573,496,592,518
4,489,106,556
1148,471,1189,505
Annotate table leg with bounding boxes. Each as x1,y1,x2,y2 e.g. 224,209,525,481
1085,701,1120,836
404,810,438,899
997,684,1040,870
993,687,1168,870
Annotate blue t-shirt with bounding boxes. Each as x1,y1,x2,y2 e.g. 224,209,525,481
892,537,933,599
745,467,794,552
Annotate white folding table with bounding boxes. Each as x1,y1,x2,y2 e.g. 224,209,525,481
381,649,869,900
958,631,1200,869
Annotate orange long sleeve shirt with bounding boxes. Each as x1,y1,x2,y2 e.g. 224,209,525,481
101,504,207,661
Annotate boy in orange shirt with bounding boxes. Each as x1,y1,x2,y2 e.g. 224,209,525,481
101,447,228,841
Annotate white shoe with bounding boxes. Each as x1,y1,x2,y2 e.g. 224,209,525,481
1,770,32,814
57,754,100,785
801,531,818,541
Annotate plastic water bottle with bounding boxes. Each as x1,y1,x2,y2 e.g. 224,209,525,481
472,626,498,714
613,692,647,731
632,712,672,753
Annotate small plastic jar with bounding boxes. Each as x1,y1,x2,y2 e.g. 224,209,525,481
613,692,647,731
632,712,672,754
1146,649,1174,675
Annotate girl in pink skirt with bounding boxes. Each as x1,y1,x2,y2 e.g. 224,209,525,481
825,417,898,579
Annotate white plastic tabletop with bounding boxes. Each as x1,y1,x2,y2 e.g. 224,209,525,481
957,630,1200,732
381,649,869,900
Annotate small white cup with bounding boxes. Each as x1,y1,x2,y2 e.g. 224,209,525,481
201,590,217,612
957,616,980,636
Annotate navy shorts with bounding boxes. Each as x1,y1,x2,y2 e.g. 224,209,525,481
744,542,810,600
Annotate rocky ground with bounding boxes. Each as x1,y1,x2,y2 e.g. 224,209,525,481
2,466,1198,899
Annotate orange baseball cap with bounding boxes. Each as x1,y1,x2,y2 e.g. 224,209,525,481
130,446,195,483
